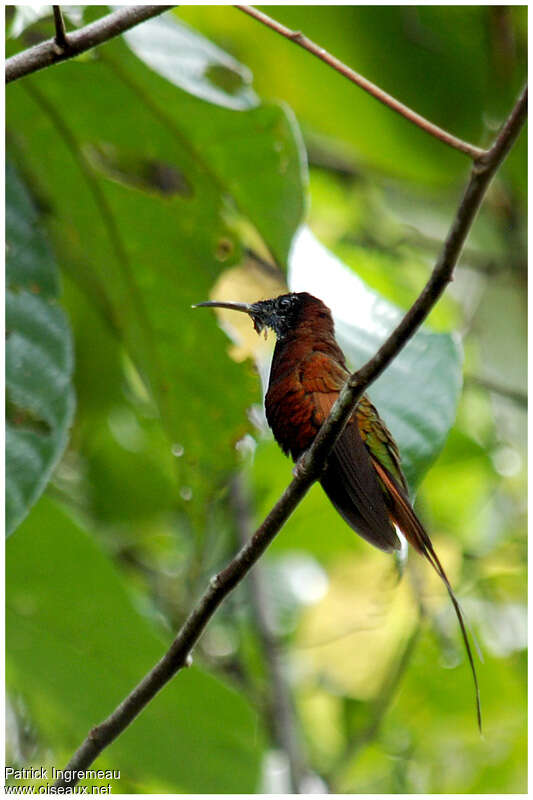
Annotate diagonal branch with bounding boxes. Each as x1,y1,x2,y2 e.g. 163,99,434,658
53,83,526,790
235,5,487,160
5,6,174,84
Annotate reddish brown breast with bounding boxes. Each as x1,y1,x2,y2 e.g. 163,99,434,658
264,301,348,460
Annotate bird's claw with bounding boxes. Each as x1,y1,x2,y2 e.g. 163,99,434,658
292,457,307,479
292,453,328,479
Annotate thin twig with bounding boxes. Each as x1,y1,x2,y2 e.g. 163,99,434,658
6,6,174,84
235,5,485,160
53,85,526,789
230,475,306,793
52,7,68,52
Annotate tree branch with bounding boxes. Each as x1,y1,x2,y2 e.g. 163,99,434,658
53,84,526,790
5,6,174,84
235,5,486,160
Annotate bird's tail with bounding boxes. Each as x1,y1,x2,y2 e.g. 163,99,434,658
372,459,482,733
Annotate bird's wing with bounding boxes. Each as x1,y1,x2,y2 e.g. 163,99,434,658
302,353,400,552
302,354,409,494
356,395,409,495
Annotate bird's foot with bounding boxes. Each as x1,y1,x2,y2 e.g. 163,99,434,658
292,453,328,480
293,449,330,480
292,456,307,480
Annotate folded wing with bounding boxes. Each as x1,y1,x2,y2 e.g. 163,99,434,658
303,353,400,552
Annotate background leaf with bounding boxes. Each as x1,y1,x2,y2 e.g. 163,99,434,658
180,6,526,193
6,24,306,519
120,12,258,110
119,7,308,267
5,163,75,536
6,497,264,793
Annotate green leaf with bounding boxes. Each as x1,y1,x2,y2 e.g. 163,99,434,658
6,162,58,295
118,9,307,267
183,100,307,270
6,18,305,518
121,11,259,110
5,163,75,536
6,497,264,792
290,228,462,491
6,59,248,519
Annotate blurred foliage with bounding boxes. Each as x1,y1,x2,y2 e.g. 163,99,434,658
6,163,75,535
6,5,526,794
7,497,263,793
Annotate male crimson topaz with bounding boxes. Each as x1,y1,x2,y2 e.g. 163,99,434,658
195,291,481,729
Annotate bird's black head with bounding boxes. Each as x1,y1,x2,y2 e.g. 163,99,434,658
194,292,328,341
247,292,310,338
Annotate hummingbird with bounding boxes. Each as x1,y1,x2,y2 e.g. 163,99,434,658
195,290,481,729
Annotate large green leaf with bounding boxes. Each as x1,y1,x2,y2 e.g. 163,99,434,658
6,15,306,518
290,228,462,491
121,11,259,110
5,163,75,536
6,497,264,792
119,8,307,267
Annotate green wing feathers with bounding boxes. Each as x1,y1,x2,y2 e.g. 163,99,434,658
357,395,409,494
